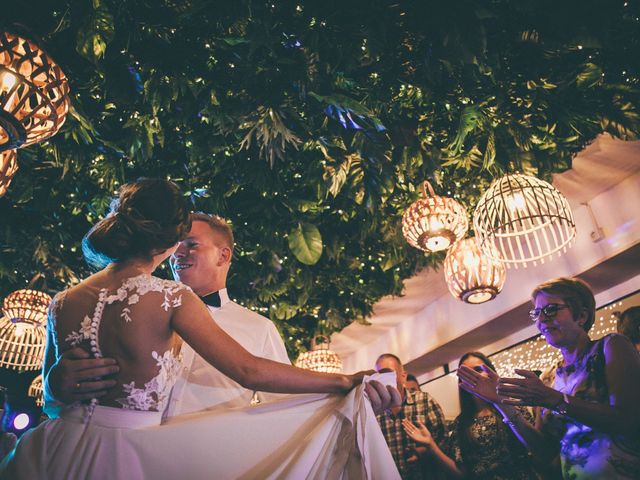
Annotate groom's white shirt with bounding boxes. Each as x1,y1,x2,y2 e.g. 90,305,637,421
166,288,291,417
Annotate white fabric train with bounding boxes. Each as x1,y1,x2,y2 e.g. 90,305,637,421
1,373,400,480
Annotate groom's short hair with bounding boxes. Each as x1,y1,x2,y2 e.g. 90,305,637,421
191,212,234,250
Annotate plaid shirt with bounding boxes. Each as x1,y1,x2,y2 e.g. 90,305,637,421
377,390,447,480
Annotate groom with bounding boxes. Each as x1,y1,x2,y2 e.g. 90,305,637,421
45,213,398,415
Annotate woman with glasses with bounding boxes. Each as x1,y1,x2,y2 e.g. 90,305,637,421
459,277,640,479
403,352,539,479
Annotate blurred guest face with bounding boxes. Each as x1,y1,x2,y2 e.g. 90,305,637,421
533,291,587,349
405,379,421,392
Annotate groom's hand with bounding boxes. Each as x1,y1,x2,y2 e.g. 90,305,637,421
47,347,119,403
365,380,402,415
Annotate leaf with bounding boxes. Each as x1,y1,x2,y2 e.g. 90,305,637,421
76,0,115,63
288,223,323,265
323,153,359,198
449,106,485,154
576,63,603,88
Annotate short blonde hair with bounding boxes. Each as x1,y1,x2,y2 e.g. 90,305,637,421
531,277,596,332
190,212,234,250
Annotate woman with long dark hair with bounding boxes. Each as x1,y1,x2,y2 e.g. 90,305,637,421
403,352,538,479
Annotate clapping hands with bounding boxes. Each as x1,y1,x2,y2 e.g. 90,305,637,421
497,369,562,408
402,419,434,447
457,364,501,404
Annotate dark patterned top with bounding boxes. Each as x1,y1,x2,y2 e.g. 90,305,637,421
377,390,447,479
446,409,538,480
540,334,640,479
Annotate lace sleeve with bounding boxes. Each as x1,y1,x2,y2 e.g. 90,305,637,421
160,279,192,312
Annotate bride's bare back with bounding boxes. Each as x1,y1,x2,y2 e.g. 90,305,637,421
50,271,189,411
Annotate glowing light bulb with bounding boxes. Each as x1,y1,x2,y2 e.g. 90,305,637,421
14,322,26,338
0,71,17,90
506,192,526,214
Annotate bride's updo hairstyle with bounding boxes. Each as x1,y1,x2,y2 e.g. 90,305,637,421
82,178,191,269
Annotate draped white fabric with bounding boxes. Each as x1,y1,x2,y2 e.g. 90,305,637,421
1,374,400,480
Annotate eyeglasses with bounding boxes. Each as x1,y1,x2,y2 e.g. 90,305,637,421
528,303,570,321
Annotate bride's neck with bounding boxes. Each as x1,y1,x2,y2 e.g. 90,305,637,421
106,258,156,276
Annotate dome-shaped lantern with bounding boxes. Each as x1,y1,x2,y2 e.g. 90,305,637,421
402,181,468,252
295,336,342,373
28,374,44,407
0,315,47,370
444,237,506,304
0,148,18,197
2,289,52,332
0,31,70,151
473,173,576,268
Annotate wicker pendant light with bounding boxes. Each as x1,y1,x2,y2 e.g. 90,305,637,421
0,315,47,370
473,173,576,268
295,336,342,373
3,288,51,330
0,289,50,370
0,148,18,197
402,181,468,252
444,237,506,304
0,31,70,151
28,374,44,407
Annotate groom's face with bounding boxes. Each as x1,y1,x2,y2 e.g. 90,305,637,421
170,221,231,296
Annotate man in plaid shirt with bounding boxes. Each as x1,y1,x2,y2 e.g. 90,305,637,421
376,354,447,480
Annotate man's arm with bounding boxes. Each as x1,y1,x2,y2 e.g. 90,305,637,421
45,347,119,406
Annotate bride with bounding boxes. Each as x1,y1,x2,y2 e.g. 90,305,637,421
0,178,399,479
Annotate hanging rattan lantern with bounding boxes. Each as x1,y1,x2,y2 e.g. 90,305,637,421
402,181,468,252
473,173,576,268
444,237,506,304
295,336,343,373
0,31,70,151
2,289,51,330
28,374,44,407
0,148,18,197
0,315,47,370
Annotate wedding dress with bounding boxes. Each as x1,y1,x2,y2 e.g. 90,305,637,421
0,274,399,480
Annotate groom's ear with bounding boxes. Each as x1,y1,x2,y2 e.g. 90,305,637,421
219,246,232,265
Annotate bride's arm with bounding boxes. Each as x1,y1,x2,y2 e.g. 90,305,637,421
171,291,359,394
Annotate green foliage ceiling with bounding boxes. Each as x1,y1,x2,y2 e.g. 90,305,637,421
1,0,639,357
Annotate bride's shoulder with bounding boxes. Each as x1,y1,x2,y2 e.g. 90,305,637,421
112,274,191,299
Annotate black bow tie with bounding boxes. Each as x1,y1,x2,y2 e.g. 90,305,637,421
200,291,221,307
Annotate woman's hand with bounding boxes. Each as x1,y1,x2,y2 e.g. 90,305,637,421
402,419,434,448
497,369,562,408
457,364,501,404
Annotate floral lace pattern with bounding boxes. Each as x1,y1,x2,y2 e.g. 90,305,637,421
58,274,190,416
116,350,183,410
65,315,92,346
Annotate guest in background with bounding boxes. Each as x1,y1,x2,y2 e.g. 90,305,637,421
376,353,447,480
406,374,421,393
617,305,640,352
460,277,640,479
403,352,539,480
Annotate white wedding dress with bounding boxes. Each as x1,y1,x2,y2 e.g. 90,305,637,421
0,274,399,480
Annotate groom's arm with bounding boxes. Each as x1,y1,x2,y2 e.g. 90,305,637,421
45,347,120,405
